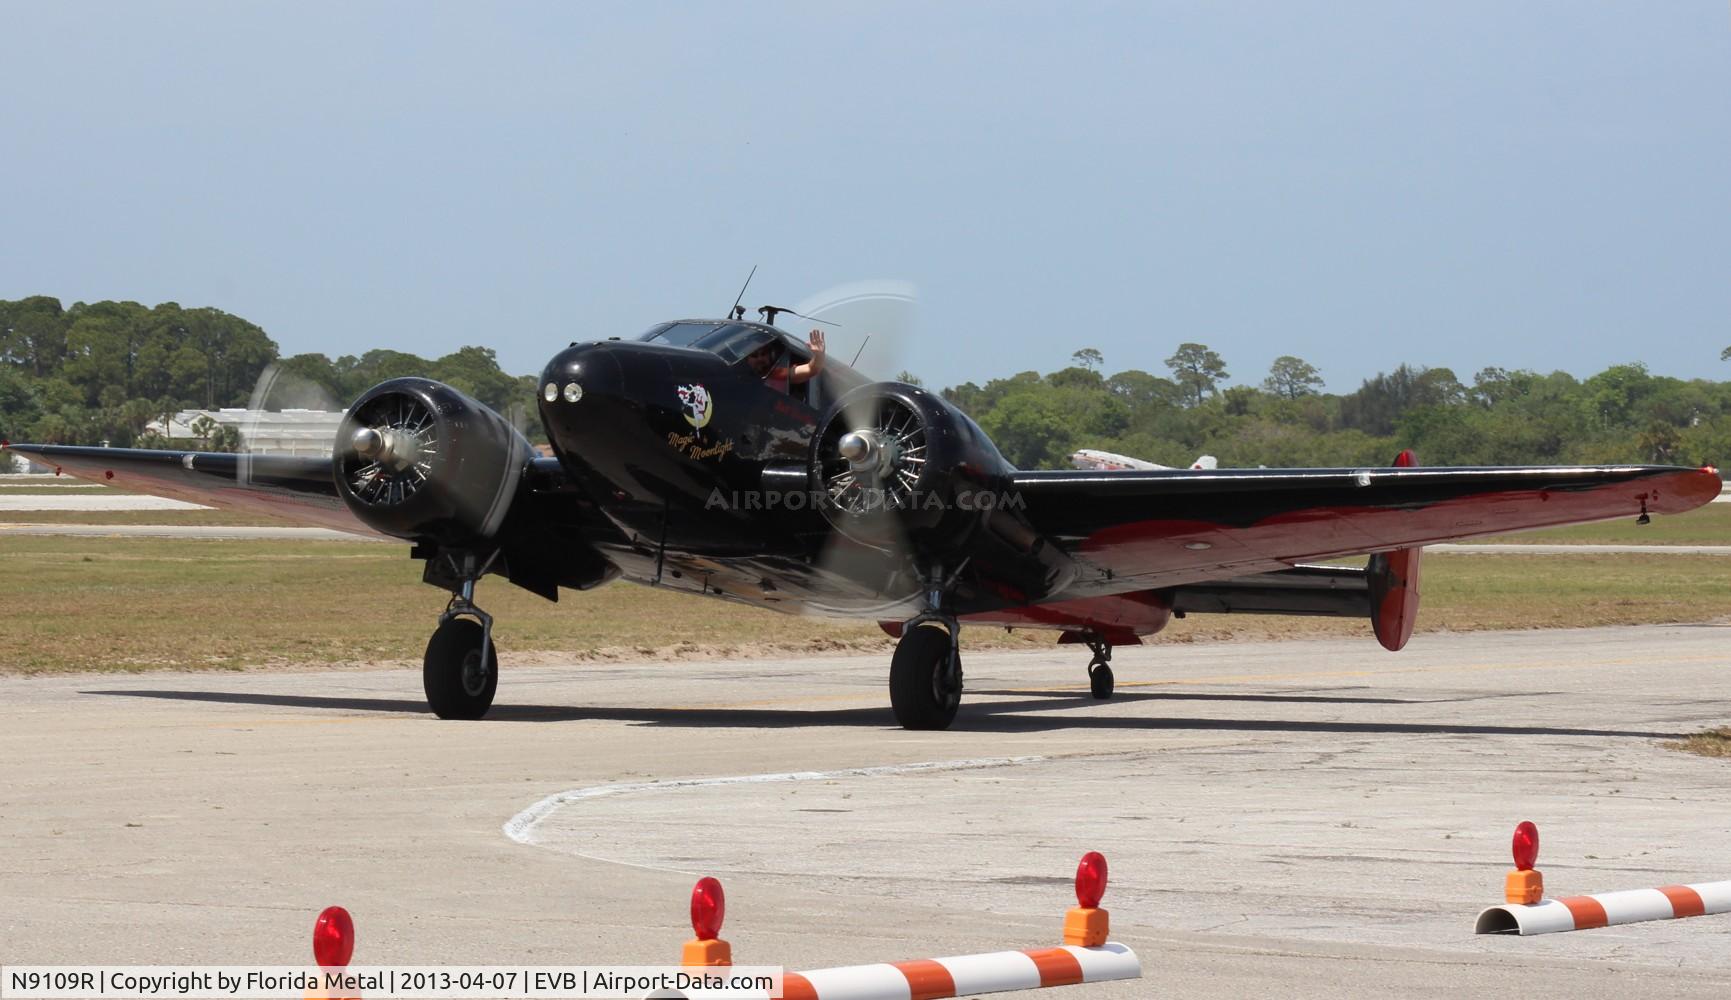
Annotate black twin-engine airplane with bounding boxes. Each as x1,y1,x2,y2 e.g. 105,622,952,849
7,315,1720,729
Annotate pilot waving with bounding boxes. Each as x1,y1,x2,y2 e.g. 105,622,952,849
746,329,826,393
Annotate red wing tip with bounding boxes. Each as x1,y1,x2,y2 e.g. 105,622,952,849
1654,465,1725,512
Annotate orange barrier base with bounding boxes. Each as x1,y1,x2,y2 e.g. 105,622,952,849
1504,869,1544,905
682,938,732,967
1062,907,1109,948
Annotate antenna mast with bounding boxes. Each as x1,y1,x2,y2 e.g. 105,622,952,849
729,265,757,321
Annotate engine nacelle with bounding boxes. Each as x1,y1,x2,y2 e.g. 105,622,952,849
811,382,1017,557
334,377,534,544
812,382,1081,608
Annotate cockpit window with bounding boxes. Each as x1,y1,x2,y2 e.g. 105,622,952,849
641,322,801,366
639,321,717,349
637,317,868,406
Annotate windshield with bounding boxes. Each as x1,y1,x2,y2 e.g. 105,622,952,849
640,321,793,365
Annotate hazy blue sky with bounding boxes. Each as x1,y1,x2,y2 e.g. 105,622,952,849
3,2,1726,393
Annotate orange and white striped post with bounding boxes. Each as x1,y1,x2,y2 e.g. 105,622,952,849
674,852,1140,999
1475,821,1731,935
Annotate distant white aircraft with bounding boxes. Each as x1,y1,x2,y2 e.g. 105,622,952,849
1070,448,1218,472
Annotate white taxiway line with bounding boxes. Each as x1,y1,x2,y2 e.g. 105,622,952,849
0,482,107,488
0,494,207,510
502,756,1046,855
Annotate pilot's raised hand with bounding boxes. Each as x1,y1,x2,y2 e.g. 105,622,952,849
807,329,826,370
788,329,826,385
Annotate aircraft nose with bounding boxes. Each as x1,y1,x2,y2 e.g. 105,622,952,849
541,342,624,405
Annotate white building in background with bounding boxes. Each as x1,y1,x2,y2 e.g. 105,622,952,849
145,408,347,456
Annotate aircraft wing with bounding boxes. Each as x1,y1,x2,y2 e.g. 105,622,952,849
1010,463,1721,587
1,443,569,540
3,443,373,532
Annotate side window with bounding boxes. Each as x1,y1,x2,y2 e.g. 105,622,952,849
740,339,790,393
728,331,810,397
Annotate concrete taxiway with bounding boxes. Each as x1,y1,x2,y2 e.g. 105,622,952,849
3,626,1730,997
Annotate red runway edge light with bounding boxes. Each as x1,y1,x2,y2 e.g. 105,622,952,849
1063,851,1111,947
1505,821,1544,905
308,906,359,1000
312,906,355,969
682,877,732,967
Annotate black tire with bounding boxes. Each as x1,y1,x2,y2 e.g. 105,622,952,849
889,622,961,730
424,617,498,720
1088,661,1115,700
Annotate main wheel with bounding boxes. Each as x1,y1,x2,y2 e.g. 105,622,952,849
424,617,498,720
889,622,961,730
1088,660,1115,700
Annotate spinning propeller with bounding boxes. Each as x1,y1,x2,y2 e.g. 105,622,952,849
237,362,345,458
234,358,534,543
785,280,933,608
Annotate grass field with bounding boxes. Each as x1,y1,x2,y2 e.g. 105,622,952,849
2,536,1727,675
1669,728,1731,759
0,536,912,674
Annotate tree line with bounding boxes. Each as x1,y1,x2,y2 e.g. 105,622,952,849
943,342,1731,470
0,297,537,448
4,296,1727,470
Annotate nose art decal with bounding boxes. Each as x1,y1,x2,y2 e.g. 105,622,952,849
677,383,714,429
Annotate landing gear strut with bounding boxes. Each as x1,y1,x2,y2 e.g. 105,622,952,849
1083,634,1114,701
889,564,967,730
423,552,500,720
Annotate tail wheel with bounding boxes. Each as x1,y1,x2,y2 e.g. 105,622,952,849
889,622,960,730
424,617,497,720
